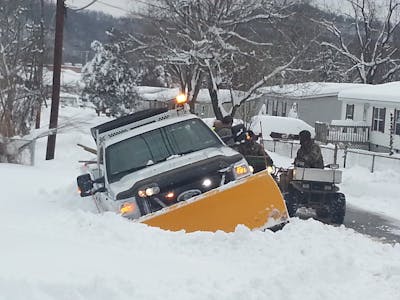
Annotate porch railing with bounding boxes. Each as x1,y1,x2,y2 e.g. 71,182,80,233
315,122,370,144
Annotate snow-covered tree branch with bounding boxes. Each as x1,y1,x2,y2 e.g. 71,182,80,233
315,0,400,84
135,0,311,119
0,0,44,138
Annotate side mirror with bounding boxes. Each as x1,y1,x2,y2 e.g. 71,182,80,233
77,174,93,197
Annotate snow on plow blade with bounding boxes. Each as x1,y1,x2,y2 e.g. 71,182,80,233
140,171,288,233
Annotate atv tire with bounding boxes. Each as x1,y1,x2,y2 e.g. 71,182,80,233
330,193,346,224
284,193,297,217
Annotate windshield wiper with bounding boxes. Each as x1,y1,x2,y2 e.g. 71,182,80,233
112,165,148,182
177,148,197,156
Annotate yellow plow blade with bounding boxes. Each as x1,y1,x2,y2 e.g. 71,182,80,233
140,171,288,233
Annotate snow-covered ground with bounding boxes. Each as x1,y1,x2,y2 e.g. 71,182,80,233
0,106,399,300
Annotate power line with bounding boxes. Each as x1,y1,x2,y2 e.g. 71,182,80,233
97,0,126,12
97,0,164,13
68,0,99,11
67,0,165,15
131,0,166,10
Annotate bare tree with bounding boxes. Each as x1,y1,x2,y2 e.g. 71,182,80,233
0,0,43,138
136,0,314,119
316,0,400,84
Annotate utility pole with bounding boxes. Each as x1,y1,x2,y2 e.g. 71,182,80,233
46,0,65,160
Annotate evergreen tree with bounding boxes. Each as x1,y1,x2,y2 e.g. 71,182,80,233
82,40,143,116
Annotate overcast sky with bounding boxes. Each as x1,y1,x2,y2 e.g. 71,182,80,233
66,0,142,17
66,0,346,18
65,0,391,19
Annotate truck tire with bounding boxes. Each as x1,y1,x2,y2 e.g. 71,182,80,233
316,208,329,218
330,193,346,224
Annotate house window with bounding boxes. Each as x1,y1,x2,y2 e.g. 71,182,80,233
272,101,278,116
395,110,400,135
372,107,385,133
345,104,354,119
281,102,287,117
363,103,369,121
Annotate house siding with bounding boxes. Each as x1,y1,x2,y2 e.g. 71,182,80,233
257,94,342,126
298,96,341,125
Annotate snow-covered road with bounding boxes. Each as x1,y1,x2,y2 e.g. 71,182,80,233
0,106,399,300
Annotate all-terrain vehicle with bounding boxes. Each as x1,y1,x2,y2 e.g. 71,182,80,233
76,101,288,232
277,164,346,224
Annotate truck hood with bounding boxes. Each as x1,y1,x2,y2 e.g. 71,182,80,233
108,146,241,198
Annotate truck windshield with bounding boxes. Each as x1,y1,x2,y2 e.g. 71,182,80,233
106,118,223,183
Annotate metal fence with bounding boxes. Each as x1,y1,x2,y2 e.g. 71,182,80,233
263,139,400,173
0,138,35,166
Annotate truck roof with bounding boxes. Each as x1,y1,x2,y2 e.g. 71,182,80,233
90,107,168,142
104,113,200,147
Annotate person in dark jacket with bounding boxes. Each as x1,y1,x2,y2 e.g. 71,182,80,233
214,115,234,146
294,130,324,168
237,130,273,171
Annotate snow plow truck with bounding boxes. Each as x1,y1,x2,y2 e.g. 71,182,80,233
77,101,288,233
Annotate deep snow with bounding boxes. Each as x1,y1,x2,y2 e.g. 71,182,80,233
0,106,399,300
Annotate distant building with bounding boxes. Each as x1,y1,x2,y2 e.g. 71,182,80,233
255,82,364,126
43,66,83,94
136,83,367,126
337,82,400,152
45,63,83,73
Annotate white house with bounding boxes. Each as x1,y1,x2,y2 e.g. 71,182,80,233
338,82,400,153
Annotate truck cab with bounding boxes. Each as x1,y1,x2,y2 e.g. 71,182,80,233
77,106,252,220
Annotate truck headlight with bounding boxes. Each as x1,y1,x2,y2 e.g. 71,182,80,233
202,178,212,188
145,186,160,196
138,184,160,197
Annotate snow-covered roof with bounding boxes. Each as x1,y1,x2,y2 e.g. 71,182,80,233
136,86,246,104
250,115,315,140
338,81,400,104
43,69,84,88
60,92,80,99
258,82,364,100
